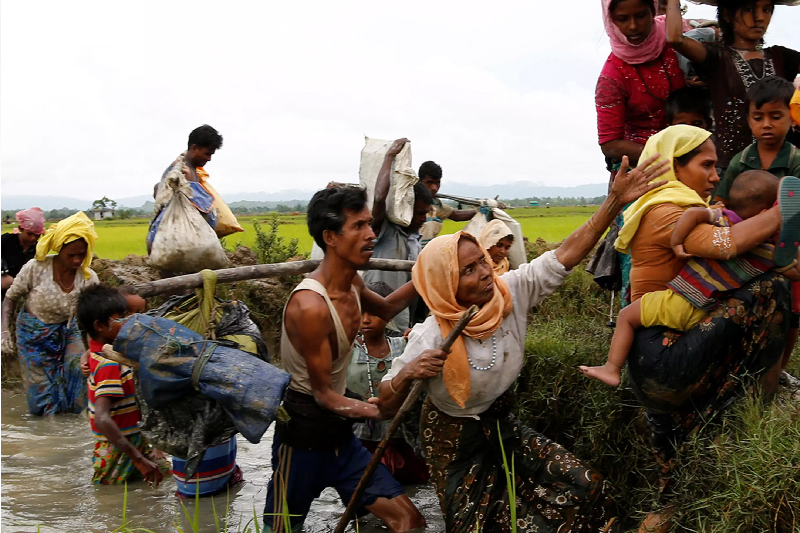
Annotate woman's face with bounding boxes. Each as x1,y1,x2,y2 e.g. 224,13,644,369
728,0,773,43
487,237,513,265
57,239,88,271
610,0,654,45
455,238,495,307
674,139,719,198
17,228,40,250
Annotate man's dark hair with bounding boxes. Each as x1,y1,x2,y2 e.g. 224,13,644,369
307,187,369,251
665,87,713,126
746,76,794,111
188,125,223,150
718,0,773,46
609,0,655,14
77,284,129,338
413,182,434,206
418,161,443,181
367,281,395,299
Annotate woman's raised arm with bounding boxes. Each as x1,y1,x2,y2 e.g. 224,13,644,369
666,0,707,63
555,155,669,270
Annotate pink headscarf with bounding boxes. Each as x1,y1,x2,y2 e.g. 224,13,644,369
602,0,667,65
14,208,45,235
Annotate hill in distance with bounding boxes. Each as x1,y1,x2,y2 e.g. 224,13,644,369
1,181,608,212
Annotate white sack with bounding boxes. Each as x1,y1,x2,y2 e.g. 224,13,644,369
359,137,418,227
149,171,229,273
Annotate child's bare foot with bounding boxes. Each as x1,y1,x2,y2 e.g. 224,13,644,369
579,363,622,387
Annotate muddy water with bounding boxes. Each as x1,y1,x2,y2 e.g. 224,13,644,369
1,392,444,532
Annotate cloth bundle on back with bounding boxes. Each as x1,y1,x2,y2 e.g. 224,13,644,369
113,271,289,477
359,137,419,227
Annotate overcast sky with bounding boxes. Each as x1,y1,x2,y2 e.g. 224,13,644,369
1,1,797,200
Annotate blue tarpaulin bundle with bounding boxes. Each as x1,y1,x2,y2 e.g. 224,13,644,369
113,314,290,460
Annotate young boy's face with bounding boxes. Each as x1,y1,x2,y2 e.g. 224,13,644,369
420,176,441,197
748,100,792,148
94,313,126,345
360,311,388,338
671,112,708,130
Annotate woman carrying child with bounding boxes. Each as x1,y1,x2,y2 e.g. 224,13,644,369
346,281,429,485
1,212,99,415
607,126,798,499
666,0,800,172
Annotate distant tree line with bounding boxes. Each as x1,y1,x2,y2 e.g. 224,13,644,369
502,196,608,207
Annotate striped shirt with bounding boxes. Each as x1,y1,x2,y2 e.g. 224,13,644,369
88,340,141,441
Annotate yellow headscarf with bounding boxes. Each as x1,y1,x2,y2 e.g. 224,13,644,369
478,220,514,275
791,88,800,127
614,125,712,253
35,212,98,279
412,231,513,407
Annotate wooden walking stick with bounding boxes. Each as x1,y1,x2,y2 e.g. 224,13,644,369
333,305,479,533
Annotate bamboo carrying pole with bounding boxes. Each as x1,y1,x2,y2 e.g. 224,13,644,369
333,305,479,533
131,258,415,298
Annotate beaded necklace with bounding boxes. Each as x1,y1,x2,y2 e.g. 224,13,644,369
357,335,390,398
466,335,498,371
632,57,673,103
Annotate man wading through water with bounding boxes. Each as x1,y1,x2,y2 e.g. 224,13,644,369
264,186,426,533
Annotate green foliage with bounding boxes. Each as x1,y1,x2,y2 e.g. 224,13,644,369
252,216,302,264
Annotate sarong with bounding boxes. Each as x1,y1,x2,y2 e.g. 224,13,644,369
421,392,617,533
15,310,87,415
628,272,791,461
92,432,169,485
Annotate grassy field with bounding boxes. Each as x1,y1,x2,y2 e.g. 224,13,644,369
0,207,596,260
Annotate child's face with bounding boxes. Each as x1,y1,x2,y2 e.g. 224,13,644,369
94,313,126,345
748,100,792,148
671,112,708,130
124,294,146,315
360,311,388,338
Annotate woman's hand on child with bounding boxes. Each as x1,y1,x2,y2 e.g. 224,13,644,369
672,243,692,259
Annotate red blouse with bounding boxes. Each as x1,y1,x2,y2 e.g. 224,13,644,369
596,45,686,147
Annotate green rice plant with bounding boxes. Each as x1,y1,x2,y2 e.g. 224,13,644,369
497,420,518,533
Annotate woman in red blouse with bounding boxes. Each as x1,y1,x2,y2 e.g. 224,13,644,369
596,0,686,171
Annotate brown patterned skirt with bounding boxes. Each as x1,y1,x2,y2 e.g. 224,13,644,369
420,392,617,533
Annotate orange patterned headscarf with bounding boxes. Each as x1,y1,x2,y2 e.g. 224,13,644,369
412,231,513,407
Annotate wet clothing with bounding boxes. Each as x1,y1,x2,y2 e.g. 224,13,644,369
280,278,360,397
1,233,36,300
5,257,98,325
92,432,164,485
14,310,87,415
595,46,685,147
172,439,240,497
715,141,800,200
695,43,800,169
264,431,405,532
421,392,616,533
628,272,791,460
88,345,140,441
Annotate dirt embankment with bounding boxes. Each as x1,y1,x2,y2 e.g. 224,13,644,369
1,246,294,387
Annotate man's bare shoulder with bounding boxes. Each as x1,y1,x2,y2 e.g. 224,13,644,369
286,289,331,323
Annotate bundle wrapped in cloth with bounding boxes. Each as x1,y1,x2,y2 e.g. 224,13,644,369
112,272,289,477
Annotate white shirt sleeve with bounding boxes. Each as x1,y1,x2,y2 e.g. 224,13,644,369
382,318,442,383
501,250,572,312
5,259,35,301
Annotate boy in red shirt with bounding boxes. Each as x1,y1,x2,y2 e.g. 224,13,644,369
77,284,165,486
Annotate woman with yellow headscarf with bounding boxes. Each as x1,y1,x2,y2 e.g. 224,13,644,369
376,155,669,533
1,212,99,415
478,219,515,275
609,125,792,487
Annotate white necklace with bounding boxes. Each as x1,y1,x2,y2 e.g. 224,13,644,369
467,335,497,371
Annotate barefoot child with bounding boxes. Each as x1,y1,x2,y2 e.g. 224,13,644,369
581,172,800,386
77,284,167,485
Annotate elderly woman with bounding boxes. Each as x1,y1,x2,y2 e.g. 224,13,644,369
1,212,99,415
613,126,792,483
377,155,668,532
1,208,45,300
478,220,515,276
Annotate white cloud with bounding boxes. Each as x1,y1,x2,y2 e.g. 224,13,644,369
1,1,797,200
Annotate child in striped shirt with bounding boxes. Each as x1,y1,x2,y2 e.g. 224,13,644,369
581,172,800,386
77,284,166,486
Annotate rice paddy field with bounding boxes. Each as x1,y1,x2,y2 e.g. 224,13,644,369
1,207,597,259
